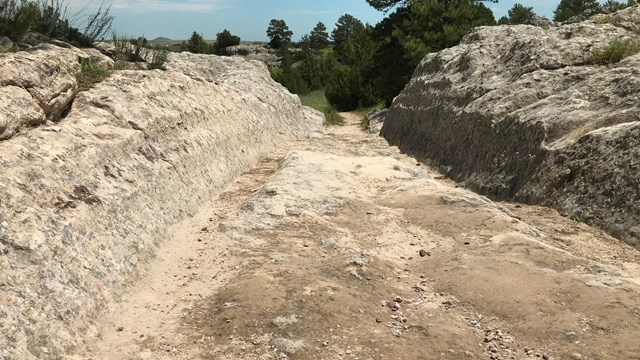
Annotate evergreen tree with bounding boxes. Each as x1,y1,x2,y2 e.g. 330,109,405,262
498,3,536,24
367,0,496,106
309,21,329,50
183,31,211,54
266,19,293,49
553,0,600,22
600,0,637,13
214,29,240,55
393,0,495,65
331,14,366,62
331,14,365,46
366,0,498,11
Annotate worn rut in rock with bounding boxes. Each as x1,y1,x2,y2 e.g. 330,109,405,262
65,113,640,360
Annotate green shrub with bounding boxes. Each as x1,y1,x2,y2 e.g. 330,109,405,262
0,0,112,45
325,65,378,111
589,39,640,65
112,57,131,70
270,63,309,95
73,57,111,91
323,106,345,126
149,49,169,70
0,0,40,40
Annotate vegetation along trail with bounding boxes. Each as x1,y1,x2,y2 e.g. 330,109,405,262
62,113,640,360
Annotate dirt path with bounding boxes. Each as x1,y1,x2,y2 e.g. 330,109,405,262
67,113,640,360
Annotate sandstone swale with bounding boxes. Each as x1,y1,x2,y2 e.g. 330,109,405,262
0,44,321,359
382,5,640,248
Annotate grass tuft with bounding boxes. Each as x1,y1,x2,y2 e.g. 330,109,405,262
589,39,640,65
72,57,110,91
299,89,344,126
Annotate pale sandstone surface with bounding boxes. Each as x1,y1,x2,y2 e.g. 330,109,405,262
381,6,640,247
0,46,321,359
65,114,640,360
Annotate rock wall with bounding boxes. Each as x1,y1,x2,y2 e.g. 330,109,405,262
381,6,640,248
0,46,321,359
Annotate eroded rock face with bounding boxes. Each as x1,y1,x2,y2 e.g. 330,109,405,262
0,44,115,139
382,6,640,247
0,47,320,359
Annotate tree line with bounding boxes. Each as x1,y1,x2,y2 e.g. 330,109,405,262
265,0,639,112
179,29,241,55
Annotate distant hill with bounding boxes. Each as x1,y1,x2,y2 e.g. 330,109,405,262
152,37,172,41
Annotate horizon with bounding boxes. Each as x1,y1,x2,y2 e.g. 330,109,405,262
66,0,610,41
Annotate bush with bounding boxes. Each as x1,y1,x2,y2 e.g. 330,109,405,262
0,0,113,46
79,2,113,45
325,65,378,111
299,52,337,91
0,0,40,40
270,65,309,95
589,39,640,65
149,49,169,70
73,57,110,91
111,34,169,70
214,29,240,55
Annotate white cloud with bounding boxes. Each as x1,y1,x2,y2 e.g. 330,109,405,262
65,0,232,13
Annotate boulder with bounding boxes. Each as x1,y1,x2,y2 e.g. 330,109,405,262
0,47,319,359
365,109,388,135
381,5,640,247
0,44,115,138
0,86,46,140
0,36,14,52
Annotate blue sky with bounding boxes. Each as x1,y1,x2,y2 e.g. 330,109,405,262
67,1,578,41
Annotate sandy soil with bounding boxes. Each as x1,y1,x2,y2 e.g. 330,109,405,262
66,113,640,360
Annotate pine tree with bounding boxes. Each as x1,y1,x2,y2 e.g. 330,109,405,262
266,19,293,49
553,0,600,22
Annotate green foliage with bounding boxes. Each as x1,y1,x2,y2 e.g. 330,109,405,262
366,0,498,11
111,33,169,70
214,29,240,55
601,0,638,13
498,3,536,25
0,0,40,40
181,31,212,54
309,21,329,50
553,0,600,22
331,14,365,61
130,36,149,61
325,64,378,111
73,57,110,91
394,0,496,64
364,0,495,106
370,8,414,107
112,33,147,61
299,90,345,126
79,2,113,45
0,0,112,45
588,39,640,64
266,19,293,49
299,52,337,90
270,54,309,95
149,49,169,70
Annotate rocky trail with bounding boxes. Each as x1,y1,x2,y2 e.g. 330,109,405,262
65,113,640,360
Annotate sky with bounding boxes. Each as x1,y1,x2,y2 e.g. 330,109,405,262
65,1,582,41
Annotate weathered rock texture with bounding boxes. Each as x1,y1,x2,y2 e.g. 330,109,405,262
365,109,387,135
224,43,279,67
382,6,640,248
0,45,320,359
